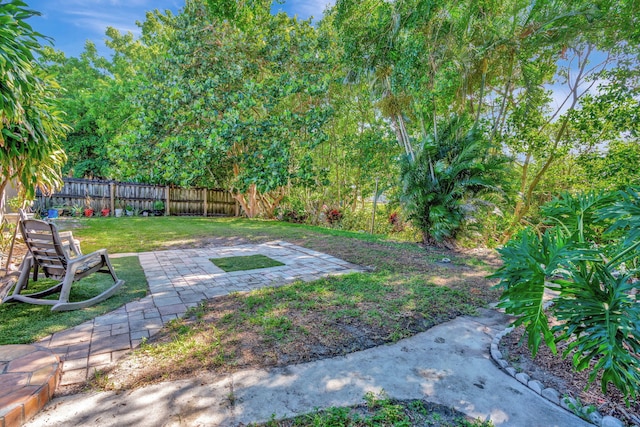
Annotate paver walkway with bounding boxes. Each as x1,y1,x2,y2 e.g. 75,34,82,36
34,241,363,387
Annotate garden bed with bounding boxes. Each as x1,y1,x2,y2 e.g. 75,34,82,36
500,326,639,425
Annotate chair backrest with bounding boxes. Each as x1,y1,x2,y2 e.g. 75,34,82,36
20,219,69,279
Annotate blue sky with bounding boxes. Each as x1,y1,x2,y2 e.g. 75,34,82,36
26,0,334,58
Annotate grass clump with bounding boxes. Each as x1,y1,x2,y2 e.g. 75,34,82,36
255,391,494,426
211,254,284,272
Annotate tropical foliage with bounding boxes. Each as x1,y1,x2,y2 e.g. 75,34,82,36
400,117,505,246
0,0,68,201
19,0,640,237
492,189,640,402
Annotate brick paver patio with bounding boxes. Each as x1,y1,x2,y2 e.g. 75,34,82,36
34,241,363,387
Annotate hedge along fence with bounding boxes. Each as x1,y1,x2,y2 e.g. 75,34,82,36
35,178,239,217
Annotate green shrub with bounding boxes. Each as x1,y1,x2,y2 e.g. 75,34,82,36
400,116,505,247
340,205,391,234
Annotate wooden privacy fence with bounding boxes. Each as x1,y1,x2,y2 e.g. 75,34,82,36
35,178,239,217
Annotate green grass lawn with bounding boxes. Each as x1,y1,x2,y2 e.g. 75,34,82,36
211,254,285,272
135,271,486,373
58,216,397,254
2,216,499,374
53,216,501,395
57,216,490,273
0,256,147,344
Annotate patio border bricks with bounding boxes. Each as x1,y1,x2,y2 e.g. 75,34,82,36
0,345,61,427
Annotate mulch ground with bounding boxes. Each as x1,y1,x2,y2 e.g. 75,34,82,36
500,326,640,425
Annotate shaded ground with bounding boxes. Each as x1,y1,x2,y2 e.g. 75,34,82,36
8,219,631,425
78,235,500,395
500,326,640,425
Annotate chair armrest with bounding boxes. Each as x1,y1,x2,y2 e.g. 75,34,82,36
58,231,82,257
67,249,108,267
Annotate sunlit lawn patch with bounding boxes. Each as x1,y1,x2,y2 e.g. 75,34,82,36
107,270,489,388
211,254,284,272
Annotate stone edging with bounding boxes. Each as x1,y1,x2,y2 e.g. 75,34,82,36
490,327,627,427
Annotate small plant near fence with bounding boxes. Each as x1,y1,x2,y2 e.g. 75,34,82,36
281,209,308,223
324,207,343,225
388,211,404,232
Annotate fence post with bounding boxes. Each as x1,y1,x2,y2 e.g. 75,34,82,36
203,188,208,217
110,182,115,216
165,186,170,216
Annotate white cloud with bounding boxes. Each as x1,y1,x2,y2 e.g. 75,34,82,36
64,9,142,36
32,0,180,39
296,0,334,18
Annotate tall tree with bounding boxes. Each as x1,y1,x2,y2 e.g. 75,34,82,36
113,1,334,217
40,9,176,179
40,43,110,178
333,0,640,242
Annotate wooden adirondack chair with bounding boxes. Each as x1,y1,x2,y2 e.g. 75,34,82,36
2,219,124,311
3,209,81,273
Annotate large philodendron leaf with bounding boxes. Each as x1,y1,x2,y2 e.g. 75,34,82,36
493,228,600,356
492,230,560,356
553,266,640,403
496,187,640,403
601,186,640,245
541,190,614,243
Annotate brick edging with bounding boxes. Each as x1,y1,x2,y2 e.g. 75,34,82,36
0,345,62,427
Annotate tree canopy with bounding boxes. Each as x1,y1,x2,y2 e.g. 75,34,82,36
34,0,639,234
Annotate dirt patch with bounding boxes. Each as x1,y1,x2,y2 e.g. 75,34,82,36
500,326,640,425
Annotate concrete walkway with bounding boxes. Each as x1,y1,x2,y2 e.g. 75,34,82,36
24,242,590,427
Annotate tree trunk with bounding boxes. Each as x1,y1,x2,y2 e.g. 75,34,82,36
231,184,260,218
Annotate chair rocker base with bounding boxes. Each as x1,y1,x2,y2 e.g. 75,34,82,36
3,279,124,311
